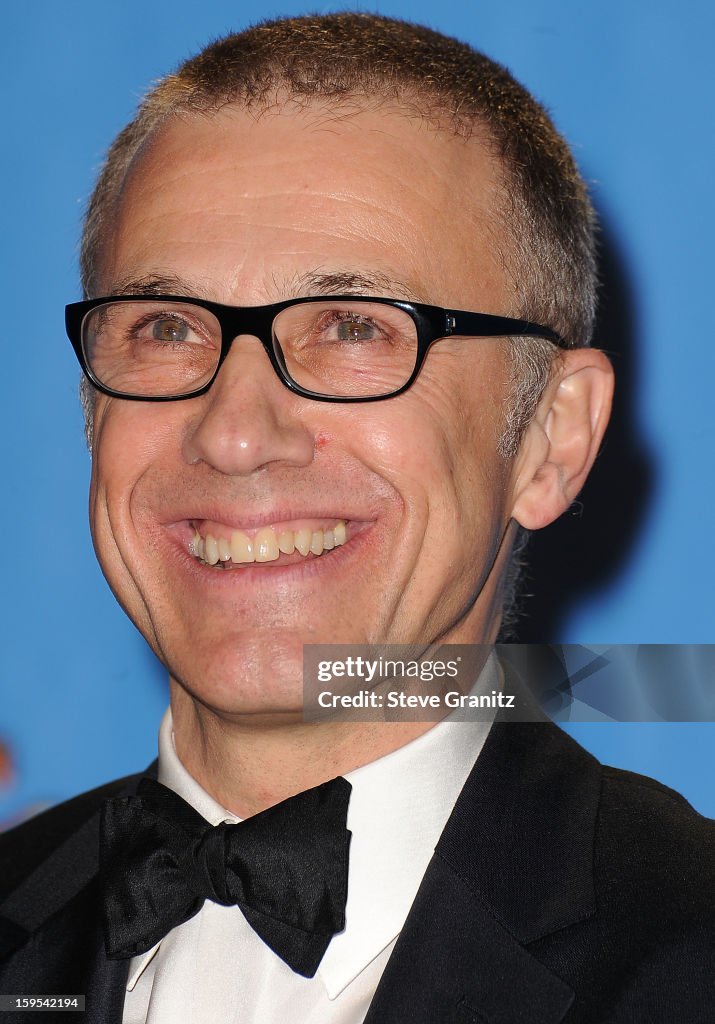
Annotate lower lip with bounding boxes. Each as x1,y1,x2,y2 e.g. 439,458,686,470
164,521,373,588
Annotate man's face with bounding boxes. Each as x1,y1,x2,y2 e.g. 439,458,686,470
90,102,521,716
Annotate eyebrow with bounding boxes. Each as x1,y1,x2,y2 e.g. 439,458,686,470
106,274,206,298
105,269,428,304
287,269,427,303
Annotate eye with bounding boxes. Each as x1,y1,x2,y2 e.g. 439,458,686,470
336,318,377,342
150,317,191,343
128,311,212,348
315,310,386,345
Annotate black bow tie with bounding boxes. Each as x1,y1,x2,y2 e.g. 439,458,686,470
99,775,352,978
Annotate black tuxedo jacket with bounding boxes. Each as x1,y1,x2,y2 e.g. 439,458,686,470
1,714,713,1023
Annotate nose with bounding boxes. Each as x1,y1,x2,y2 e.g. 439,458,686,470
181,335,315,476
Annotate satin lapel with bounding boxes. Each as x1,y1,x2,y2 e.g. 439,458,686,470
366,710,601,1024
0,880,128,1024
363,855,574,1024
0,766,157,1023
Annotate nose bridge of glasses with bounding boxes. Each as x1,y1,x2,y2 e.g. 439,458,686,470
221,305,277,355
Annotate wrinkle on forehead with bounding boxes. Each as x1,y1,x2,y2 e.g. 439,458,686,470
101,101,512,314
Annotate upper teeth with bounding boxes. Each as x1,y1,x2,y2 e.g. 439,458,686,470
190,521,347,566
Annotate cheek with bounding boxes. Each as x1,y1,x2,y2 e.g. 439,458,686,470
89,400,182,537
330,364,508,538
93,399,184,476
404,367,507,491
88,404,138,576
88,399,120,527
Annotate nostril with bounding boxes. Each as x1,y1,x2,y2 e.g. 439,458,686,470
180,363,316,475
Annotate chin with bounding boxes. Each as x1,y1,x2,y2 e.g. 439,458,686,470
166,629,314,718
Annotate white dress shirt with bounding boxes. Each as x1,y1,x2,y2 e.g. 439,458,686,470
122,657,499,1024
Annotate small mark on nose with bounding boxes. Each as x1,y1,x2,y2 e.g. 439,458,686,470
315,433,329,451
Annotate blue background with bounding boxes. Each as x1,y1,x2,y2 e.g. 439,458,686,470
1,0,713,825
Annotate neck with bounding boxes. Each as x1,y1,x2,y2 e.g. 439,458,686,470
169,684,439,817
167,577,505,817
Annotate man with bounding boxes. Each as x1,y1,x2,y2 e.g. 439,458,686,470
0,13,712,1023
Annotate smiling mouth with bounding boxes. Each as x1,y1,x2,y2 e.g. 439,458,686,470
189,519,348,569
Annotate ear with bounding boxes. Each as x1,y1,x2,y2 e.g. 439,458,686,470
509,348,614,530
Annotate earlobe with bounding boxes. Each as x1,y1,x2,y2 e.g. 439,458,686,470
510,349,614,531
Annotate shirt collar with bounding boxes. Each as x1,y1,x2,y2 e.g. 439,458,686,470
127,654,499,997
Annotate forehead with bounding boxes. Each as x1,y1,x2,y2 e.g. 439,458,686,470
102,102,512,310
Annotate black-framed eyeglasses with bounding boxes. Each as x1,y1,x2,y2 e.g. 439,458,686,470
65,293,568,403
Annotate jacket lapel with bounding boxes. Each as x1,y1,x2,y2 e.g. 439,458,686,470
0,767,157,1024
0,881,129,1024
365,709,602,1024
363,854,575,1024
